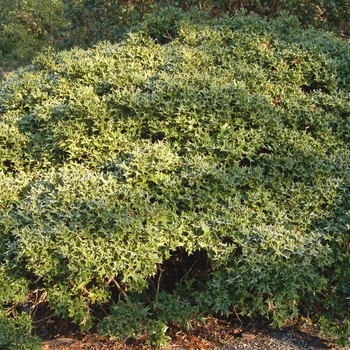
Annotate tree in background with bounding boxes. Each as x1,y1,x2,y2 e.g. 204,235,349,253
60,0,160,48
0,0,66,73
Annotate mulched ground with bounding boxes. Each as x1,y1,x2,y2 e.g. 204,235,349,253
39,314,347,350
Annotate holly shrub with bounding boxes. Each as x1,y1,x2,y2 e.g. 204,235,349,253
0,7,350,348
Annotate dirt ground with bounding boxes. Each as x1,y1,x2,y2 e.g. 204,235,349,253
39,314,347,350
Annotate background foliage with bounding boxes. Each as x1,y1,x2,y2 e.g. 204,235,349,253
1,7,350,348
0,0,66,75
0,0,349,76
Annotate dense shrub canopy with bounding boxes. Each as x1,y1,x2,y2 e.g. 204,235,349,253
0,8,350,348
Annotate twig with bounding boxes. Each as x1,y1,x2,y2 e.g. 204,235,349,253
180,259,199,283
233,307,242,322
154,264,163,307
156,264,163,296
110,277,128,300
32,313,55,325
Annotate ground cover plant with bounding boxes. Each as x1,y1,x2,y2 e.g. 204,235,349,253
0,7,350,349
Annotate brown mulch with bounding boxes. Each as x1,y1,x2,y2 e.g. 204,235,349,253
39,315,346,350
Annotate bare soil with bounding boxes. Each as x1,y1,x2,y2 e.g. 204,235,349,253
39,314,346,350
